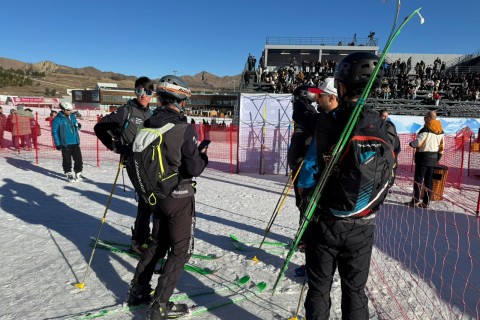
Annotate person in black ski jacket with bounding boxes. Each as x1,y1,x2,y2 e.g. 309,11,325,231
293,52,389,320
127,75,208,320
94,76,154,253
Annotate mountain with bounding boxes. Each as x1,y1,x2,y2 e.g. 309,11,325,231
0,57,241,97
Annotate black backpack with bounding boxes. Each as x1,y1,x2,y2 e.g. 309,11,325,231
324,109,396,218
126,123,180,205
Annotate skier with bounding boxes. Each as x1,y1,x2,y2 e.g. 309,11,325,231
94,76,155,254
52,102,84,182
293,52,389,319
127,75,208,320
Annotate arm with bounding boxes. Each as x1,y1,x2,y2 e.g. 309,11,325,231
179,125,208,178
292,98,318,137
409,130,428,148
51,118,61,147
93,108,126,151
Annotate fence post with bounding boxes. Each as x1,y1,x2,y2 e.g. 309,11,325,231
476,188,479,217
468,135,472,177
96,115,101,167
35,112,39,165
458,137,465,189
229,124,233,174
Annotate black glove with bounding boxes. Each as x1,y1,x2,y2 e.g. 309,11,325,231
56,145,64,151
437,152,442,162
77,123,82,130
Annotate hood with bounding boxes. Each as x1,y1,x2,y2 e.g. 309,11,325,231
427,119,443,134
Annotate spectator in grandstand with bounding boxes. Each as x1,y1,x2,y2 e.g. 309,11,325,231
432,91,441,106
293,52,392,320
94,76,154,253
52,102,83,182
0,106,6,149
407,111,444,208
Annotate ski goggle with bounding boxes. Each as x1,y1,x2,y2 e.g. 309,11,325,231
135,88,154,96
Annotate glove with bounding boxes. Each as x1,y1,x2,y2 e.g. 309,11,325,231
437,152,442,162
56,146,64,151
77,123,82,130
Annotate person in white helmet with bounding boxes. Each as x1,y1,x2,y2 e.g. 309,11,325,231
52,102,83,182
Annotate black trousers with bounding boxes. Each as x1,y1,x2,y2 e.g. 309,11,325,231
132,196,195,303
413,165,434,205
61,144,83,174
131,197,152,244
304,218,375,320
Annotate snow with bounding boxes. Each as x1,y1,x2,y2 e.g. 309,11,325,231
0,155,474,319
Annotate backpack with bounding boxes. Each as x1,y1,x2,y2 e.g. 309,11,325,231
323,109,396,218
126,123,180,205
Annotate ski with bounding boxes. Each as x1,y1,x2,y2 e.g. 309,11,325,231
90,239,221,260
230,234,289,247
231,240,287,254
272,7,424,293
189,281,268,317
67,275,252,320
90,243,217,275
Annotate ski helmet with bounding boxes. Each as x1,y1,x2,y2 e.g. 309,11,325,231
334,52,383,93
156,75,191,102
292,85,317,103
60,102,74,111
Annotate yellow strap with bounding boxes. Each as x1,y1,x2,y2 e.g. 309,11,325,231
148,193,157,206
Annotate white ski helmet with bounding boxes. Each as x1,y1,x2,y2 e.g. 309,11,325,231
60,102,74,111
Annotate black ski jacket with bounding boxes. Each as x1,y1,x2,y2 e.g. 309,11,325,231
145,107,208,197
94,99,152,155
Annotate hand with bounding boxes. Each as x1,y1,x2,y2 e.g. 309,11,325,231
56,146,63,151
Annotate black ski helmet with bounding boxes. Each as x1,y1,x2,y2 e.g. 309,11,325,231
156,75,191,102
292,85,317,103
334,52,383,93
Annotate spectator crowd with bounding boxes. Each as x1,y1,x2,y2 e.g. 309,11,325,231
253,55,480,103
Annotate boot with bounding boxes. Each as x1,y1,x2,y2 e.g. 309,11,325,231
150,301,189,319
66,172,77,183
127,282,152,306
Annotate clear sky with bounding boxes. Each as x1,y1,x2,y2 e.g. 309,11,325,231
1,0,477,78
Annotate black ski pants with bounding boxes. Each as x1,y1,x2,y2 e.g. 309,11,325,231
304,217,375,320
61,144,83,174
132,195,195,303
131,197,152,245
413,164,434,205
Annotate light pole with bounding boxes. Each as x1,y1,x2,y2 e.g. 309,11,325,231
173,70,178,76
233,80,236,92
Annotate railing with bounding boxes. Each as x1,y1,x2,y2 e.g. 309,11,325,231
445,49,480,68
265,36,379,47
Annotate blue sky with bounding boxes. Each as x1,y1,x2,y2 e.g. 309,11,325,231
1,0,477,78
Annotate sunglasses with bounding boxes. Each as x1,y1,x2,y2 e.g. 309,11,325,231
135,88,154,96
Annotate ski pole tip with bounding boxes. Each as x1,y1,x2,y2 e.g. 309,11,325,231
74,282,85,289
252,256,259,263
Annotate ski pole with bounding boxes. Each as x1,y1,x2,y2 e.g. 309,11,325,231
272,7,424,293
74,157,123,289
253,161,303,263
288,273,308,320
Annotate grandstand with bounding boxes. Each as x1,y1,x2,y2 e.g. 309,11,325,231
240,36,480,117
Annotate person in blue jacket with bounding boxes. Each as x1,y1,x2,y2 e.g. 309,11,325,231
52,102,83,182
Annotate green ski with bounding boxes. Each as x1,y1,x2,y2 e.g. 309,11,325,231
90,239,221,260
90,242,217,275
67,275,252,320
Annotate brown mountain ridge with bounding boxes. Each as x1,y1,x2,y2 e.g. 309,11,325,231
0,57,241,97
